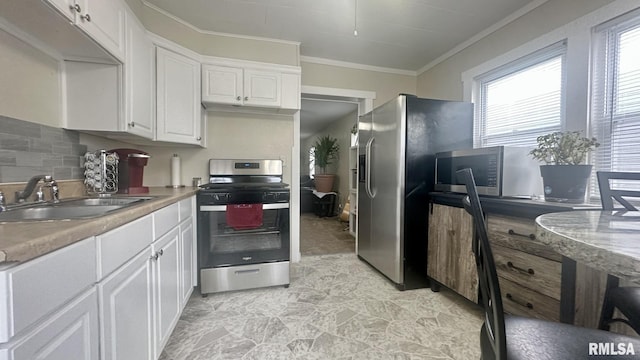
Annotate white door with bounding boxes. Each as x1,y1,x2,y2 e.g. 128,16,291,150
98,248,154,360
75,0,126,61
1,289,99,360
43,0,76,21
243,69,281,107
153,227,181,357
202,64,243,105
179,221,194,307
124,11,154,139
156,47,201,145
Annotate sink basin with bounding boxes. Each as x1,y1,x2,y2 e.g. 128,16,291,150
60,196,153,207
0,196,155,222
0,205,124,221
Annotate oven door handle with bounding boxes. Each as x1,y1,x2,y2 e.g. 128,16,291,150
199,203,290,212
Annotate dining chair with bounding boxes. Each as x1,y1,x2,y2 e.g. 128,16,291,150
456,168,640,360
597,171,640,335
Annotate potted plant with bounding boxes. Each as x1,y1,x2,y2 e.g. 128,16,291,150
312,135,340,192
529,131,600,203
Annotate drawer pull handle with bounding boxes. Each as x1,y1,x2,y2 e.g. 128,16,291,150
507,261,535,275
235,269,260,275
508,229,535,240
506,293,533,309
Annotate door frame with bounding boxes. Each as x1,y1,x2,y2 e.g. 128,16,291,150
290,86,375,261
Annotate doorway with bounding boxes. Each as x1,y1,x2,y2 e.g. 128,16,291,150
297,86,376,256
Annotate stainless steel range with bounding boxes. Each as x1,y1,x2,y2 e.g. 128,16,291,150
197,159,290,294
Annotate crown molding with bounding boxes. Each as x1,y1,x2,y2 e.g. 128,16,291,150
300,56,416,76
417,0,549,75
141,1,300,46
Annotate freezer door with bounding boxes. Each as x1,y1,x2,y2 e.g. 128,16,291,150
357,111,373,257
361,96,406,284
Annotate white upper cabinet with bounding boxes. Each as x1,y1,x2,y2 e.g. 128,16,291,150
202,59,300,112
44,0,126,61
156,47,203,145
124,10,154,139
202,65,244,105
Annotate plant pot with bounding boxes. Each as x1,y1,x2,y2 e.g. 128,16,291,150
540,165,592,203
314,174,336,193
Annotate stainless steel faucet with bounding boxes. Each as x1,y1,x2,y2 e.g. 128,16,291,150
15,175,59,203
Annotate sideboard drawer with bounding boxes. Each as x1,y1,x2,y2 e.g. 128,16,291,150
491,244,562,300
488,214,562,262
499,277,560,322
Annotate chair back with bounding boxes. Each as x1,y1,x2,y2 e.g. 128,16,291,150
456,168,506,360
597,171,640,210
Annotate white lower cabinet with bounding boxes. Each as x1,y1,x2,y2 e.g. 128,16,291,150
98,247,154,360
0,197,197,360
0,288,99,360
152,227,181,357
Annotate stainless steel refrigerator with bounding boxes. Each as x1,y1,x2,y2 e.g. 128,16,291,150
357,94,473,290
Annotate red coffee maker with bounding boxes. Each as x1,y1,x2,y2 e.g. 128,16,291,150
110,148,151,194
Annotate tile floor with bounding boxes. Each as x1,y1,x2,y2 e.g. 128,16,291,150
160,254,483,360
299,214,355,256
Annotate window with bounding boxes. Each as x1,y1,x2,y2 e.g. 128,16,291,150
309,146,315,178
475,42,566,148
591,11,640,196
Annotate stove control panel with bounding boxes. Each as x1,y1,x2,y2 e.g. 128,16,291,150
198,190,289,205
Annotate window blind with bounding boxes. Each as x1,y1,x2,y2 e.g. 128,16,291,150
475,42,566,148
591,12,640,198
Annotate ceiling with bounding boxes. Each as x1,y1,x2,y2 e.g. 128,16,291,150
300,99,358,139
145,0,537,72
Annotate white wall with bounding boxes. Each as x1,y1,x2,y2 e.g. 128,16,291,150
0,30,61,127
80,112,295,187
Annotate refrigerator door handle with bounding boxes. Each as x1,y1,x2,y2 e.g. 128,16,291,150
366,137,376,198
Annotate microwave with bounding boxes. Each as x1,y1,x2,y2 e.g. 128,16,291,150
434,146,542,197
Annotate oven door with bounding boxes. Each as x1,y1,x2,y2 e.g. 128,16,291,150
198,202,290,268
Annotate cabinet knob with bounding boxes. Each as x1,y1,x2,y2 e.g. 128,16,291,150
158,249,164,256
236,96,241,101
129,122,135,128
70,4,81,12
150,253,159,261
81,13,91,22
197,137,202,141
244,96,249,101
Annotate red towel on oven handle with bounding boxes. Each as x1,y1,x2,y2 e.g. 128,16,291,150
226,204,263,230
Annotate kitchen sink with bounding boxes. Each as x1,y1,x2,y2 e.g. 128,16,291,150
0,196,156,222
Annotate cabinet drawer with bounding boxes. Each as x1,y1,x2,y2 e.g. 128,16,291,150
97,214,153,280
487,214,562,262
491,244,561,300
154,203,179,239
0,238,97,343
179,197,193,222
499,276,560,322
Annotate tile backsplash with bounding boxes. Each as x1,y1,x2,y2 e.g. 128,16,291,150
0,115,86,183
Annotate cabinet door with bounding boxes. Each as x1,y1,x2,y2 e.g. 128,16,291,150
202,64,243,105
427,203,478,302
98,248,154,360
124,11,154,139
1,289,99,360
76,0,126,61
153,227,181,357
179,221,195,307
44,0,76,21
243,69,281,107
156,47,202,145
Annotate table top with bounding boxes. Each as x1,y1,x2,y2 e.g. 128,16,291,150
535,210,640,284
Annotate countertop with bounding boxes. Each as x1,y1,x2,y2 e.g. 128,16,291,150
429,192,600,218
0,187,198,264
536,210,640,284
